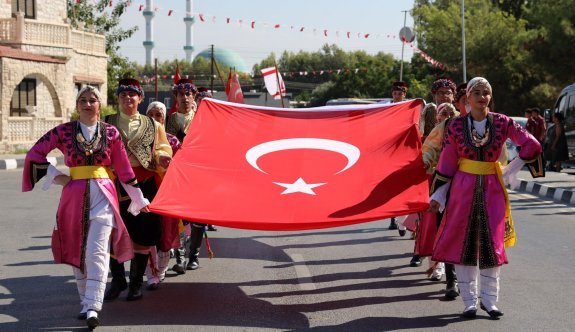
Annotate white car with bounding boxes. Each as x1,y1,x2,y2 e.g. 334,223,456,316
506,116,528,162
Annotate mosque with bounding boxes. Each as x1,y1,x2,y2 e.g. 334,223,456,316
142,0,249,73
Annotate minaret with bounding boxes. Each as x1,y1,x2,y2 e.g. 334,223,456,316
184,0,194,62
143,0,155,65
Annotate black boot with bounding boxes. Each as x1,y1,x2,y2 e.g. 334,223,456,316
172,246,186,274
388,217,398,230
186,224,204,270
104,257,127,301
127,253,149,301
445,263,459,299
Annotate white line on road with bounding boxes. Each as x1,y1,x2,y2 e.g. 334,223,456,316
290,253,316,291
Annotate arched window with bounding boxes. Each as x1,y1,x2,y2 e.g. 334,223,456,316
10,78,37,116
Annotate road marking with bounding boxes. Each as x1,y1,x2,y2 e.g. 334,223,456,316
4,159,17,169
290,253,316,291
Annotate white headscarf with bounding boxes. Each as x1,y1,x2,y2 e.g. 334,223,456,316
466,77,492,97
76,85,103,103
146,101,167,120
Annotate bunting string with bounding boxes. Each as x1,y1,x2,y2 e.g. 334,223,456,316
77,0,447,69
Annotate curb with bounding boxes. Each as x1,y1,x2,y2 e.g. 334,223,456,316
515,178,575,206
0,156,62,170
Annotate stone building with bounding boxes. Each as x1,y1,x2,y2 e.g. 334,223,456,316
0,0,107,153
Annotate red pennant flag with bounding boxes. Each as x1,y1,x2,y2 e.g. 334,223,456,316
364,33,370,38
149,99,428,230
227,18,230,24
167,64,182,116
225,71,245,104
251,21,255,29
347,32,350,38
76,0,81,4
168,10,173,16
139,4,143,11
109,0,112,7
274,24,280,28
199,14,205,22
225,71,232,96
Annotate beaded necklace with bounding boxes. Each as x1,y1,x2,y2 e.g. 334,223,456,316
469,117,490,147
76,121,101,156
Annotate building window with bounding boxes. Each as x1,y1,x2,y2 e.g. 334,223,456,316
15,0,36,19
10,79,37,116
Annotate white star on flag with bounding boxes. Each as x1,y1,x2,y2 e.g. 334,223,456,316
273,177,326,195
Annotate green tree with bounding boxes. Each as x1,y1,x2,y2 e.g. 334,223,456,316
524,0,575,88
67,0,138,105
413,0,537,114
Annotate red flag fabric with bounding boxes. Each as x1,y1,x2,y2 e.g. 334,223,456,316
225,71,245,104
225,71,232,96
149,99,428,230
167,65,182,116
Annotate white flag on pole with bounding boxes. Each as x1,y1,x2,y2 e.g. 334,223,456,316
261,67,286,100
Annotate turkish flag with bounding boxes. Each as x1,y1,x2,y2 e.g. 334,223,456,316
149,98,428,230
225,71,245,104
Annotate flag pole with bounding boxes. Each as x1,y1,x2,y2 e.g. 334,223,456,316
273,59,285,108
212,58,227,87
154,57,158,100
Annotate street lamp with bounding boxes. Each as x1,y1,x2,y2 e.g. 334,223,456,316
461,0,467,82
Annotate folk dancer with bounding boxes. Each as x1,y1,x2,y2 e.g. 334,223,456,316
144,101,182,288
429,77,543,318
103,79,173,301
22,86,149,329
388,81,408,231
166,79,213,272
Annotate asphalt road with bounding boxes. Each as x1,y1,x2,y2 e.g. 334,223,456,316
1,168,574,331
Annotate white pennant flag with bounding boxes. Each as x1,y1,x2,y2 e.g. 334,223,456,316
261,67,286,100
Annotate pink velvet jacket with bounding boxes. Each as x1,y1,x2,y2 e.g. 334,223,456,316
431,113,541,268
22,121,137,269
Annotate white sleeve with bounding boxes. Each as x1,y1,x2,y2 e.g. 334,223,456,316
42,165,66,191
121,182,150,216
430,182,451,212
502,158,525,190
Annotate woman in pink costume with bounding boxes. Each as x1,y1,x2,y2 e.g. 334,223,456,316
22,86,149,329
429,77,543,319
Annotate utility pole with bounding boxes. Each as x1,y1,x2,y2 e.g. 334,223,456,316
461,0,467,82
210,44,214,93
154,57,158,100
399,10,408,81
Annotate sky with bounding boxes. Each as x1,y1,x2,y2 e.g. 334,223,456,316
117,0,416,71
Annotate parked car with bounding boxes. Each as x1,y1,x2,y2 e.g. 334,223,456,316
506,116,528,162
549,83,575,159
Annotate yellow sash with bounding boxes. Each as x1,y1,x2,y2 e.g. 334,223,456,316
458,158,516,248
70,166,114,180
